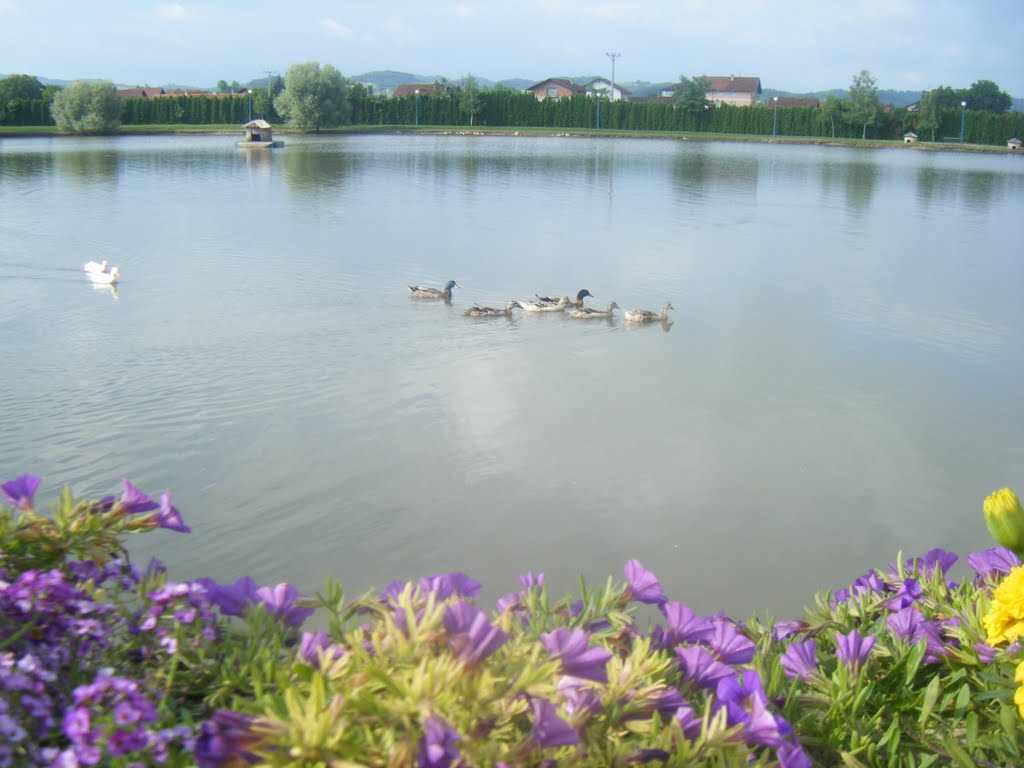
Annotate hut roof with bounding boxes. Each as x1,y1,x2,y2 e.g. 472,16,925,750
243,119,273,129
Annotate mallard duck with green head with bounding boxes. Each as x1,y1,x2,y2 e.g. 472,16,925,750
409,280,459,299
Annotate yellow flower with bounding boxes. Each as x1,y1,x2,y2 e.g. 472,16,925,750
983,565,1024,646
984,488,1024,555
1016,684,1024,721
1016,660,1024,684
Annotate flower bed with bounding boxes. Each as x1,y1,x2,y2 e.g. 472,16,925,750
3,474,1024,767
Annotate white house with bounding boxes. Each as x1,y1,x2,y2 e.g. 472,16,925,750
585,78,630,102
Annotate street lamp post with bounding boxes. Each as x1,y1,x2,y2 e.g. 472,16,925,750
772,96,779,137
605,52,621,103
247,89,253,122
596,95,601,129
960,100,967,143
415,89,420,127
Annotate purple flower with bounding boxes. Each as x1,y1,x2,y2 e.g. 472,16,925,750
835,629,875,671
715,670,790,748
443,602,509,666
299,630,345,668
519,572,545,591
772,620,809,642
153,492,190,533
674,703,703,739
886,606,925,642
778,739,814,768
2,474,41,509
674,645,734,690
194,710,260,768
195,576,258,617
967,547,1021,580
883,578,922,610
707,620,756,665
624,560,667,605
853,571,885,599
974,643,1000,664
529,698,578,748
651,602,713,649
557,676,603,719
541,628,612,684
416,715,461,768
903,548,959,579
116,479,160,515
780,639,819,681
255,583,315,628
420,572,482,601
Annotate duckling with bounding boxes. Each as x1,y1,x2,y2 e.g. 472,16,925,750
568,301,619,319
536,289,592,308
521,296,572,312
83,260,109,274
409,280,459,299
87,267,120,285
463,300,523,318
624,302,674,323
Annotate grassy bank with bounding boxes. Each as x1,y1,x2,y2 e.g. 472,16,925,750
2,123,1018,154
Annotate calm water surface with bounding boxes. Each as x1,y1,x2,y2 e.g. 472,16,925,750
1,134,1022,619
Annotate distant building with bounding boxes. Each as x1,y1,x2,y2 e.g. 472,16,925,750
705,76,762,107
584,78,630,102
659,77,763,107
526,78,587,101
392,83,447,98
904,132,919,144
773,97,819,108
1009,137,1022,150
116,87,165,98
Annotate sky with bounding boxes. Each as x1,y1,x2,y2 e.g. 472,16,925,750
1,0,1021,96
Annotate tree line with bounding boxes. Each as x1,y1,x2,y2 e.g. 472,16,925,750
3,66,1022,147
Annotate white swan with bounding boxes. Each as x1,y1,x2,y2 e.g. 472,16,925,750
87,267,120,285
84,260,109,274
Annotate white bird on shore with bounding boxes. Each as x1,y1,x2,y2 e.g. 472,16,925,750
84,260,109,274
88,267,120,285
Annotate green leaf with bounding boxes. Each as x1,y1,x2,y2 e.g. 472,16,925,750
919,675,941,726
942,735,978,768
903,638,926,686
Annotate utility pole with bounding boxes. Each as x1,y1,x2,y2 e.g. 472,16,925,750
605,52,621,103
264,70,277,98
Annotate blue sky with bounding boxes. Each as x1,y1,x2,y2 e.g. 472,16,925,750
1,1,1021,96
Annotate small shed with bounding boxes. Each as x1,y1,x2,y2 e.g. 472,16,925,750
904,132,918,144
243,119,274,143
1009,137,1023,150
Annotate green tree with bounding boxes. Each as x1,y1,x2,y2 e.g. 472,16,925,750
216,79,229,93
0,74,45,122
848,69,880,139
820,93,843,138
916,89,940,141
964,79,1011,113
273,62,350,131
673,75,710,115
926,85,966,111
459,73,483,125
49,81,121,133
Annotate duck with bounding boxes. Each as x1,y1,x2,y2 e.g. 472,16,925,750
624,302,674,323
521,296,572,312
87,267,120,285
535,289,592,308
83,260,109,274
409,280,459,300
463,300,523,318
568,301,619,319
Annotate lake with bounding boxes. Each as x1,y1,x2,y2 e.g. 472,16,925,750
1,133,1022,620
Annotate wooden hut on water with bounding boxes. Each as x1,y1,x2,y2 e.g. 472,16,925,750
237,119,282,148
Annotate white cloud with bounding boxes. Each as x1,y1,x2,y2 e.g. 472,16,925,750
155,3,193,20
0,0,18,14
322,17,353,39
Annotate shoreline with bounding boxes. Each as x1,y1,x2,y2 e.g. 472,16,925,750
1,124,1019,155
